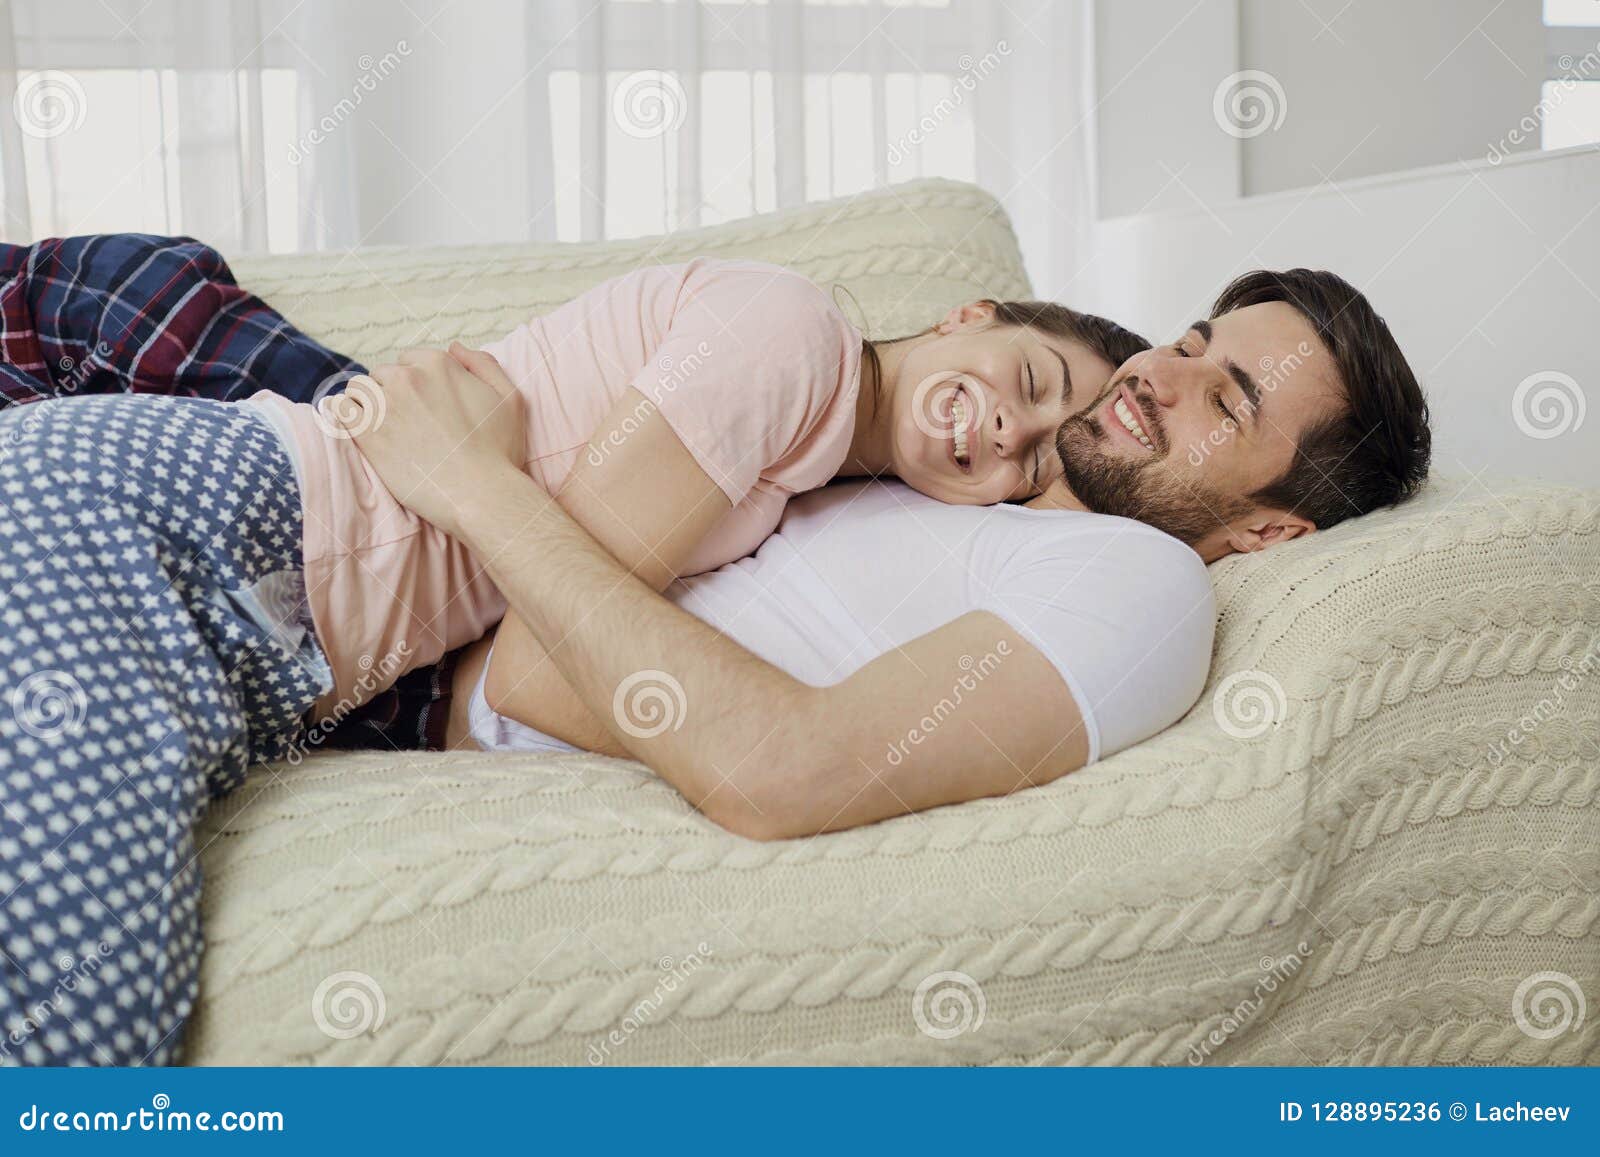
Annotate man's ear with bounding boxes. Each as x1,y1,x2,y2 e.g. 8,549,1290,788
936,299,998,334
1219,507,1316,557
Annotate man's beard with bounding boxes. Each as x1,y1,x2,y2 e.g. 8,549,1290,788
1056,407,1251,547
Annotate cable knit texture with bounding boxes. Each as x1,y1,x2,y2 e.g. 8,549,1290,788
188,179,1599,1066
227,178,1028,359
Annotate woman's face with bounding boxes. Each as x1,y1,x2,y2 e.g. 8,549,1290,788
887,304,1115,505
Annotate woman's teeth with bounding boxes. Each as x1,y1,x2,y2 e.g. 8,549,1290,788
1113,396,1155,451
951,393,970,466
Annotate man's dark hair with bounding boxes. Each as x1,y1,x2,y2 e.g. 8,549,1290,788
1212,269,1430,530
982,299,1152,374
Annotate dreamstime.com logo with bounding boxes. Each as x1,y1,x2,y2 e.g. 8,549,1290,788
1212,70,1287,139
1512,971,1587,1041
912,971,986,1040
312,369,386,440
311,971,386,1040
613,669,687,739
586,341,712,467
53,341,115,395
13,70,86,139
1186,340,1315,466
886,41,1011,165
288,42,412,165
908,371,990,444
1188,944,1312,1064
284,641,412,764
884,642,1011,767
1211,669,1287,739
1,407,45,461
16,1094,283,1134
587,943,714,1064
1485,647,1597,767
1487,40,1600,164
1511,370,1586,440
10,669,88,740
1,942,112,1063
612,70,688,139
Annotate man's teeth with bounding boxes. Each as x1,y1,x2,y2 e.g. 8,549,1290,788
951,393,970,465
1113,396,1155,451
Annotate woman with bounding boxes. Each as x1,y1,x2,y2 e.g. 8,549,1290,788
0,240,1145,1065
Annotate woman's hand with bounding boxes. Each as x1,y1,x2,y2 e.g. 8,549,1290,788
322,342,530,538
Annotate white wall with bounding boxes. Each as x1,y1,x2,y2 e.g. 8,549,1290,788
1239,0,1544,195
1095,0,1240,218
1083,147,1600,488
1095,0,1547,214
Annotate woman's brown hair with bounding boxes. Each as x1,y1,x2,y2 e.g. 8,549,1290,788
859,299,1151,413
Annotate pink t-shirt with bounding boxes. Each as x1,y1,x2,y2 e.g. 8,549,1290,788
249,258,862,713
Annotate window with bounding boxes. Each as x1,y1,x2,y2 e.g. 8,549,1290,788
541,0,992,241
1,0,1028,251
1542,0,1600,151
6,66,302,249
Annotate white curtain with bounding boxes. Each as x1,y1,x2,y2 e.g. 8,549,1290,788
0,0,1095,297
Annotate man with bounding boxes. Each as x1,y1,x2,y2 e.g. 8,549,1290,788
336,268,1431,839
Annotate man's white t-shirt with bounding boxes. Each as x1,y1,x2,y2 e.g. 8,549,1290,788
470,480,1216,763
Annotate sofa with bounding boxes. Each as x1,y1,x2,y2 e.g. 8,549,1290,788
185,179,1600,1065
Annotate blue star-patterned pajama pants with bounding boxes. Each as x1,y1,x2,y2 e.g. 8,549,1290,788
0,394,331,1065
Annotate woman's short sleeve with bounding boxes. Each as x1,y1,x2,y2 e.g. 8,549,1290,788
633,259,862,507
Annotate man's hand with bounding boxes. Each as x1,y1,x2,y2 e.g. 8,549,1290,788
322,342,529,537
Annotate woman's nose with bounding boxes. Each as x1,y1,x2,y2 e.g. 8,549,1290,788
991,403,1049,459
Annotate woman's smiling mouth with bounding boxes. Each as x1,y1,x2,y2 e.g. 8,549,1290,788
949,385,975,471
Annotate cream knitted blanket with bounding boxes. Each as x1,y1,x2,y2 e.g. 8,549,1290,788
187,180,1599,1066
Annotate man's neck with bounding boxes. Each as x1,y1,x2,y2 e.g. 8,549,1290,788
1026,480,1090,513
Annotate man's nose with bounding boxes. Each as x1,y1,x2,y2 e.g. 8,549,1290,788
1140,357,1198,408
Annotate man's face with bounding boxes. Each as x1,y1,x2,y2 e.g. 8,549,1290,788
1054,301,1343,562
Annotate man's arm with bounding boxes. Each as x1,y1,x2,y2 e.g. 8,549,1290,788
337,350,1089,837
457,472,1089,836
479,387,736,754
389,347,733,755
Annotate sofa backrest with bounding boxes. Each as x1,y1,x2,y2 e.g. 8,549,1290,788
227,178,1031,367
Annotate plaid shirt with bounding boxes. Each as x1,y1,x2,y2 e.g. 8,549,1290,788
0,233,360,407
0,232,455,751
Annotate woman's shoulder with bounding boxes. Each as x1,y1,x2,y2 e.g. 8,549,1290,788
674,257,860,339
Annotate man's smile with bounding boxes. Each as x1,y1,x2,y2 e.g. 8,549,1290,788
1110,382,1157,454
